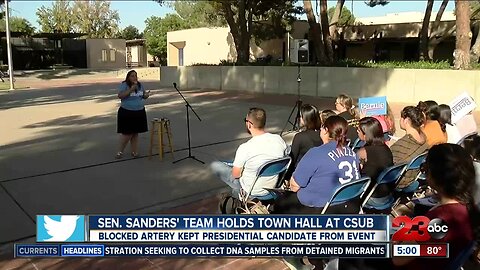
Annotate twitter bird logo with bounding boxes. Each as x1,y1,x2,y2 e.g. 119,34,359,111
37,215,85,242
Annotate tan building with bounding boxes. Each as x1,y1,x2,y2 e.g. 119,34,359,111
166,12,460,66
85,39,126,69
126,39,156,67
167,27,283,66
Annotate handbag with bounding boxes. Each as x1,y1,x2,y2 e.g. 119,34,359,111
390,199,415,218
236,199,270,215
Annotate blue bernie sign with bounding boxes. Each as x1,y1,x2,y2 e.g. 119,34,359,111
358,96,387,116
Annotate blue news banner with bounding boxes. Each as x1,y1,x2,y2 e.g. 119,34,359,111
17,215,390,258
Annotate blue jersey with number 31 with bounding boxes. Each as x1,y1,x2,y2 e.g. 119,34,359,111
293,141,360,208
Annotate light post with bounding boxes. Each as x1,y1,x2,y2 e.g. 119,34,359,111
5,0,14,90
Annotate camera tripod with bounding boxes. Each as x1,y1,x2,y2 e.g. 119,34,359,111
281,65,302,136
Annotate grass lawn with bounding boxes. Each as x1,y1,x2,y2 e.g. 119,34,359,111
0,81,28,90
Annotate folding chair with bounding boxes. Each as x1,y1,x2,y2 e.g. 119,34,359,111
447,241,476,270
395,152,428,194
457,132,478,146
240,156,291,205
351,138,365,152
362,163,408,211
321,177,371,214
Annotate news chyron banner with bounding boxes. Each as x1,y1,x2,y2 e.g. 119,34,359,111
16,215,390,258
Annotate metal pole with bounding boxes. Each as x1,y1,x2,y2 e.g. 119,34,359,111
286,32,290,65
5,0,14,90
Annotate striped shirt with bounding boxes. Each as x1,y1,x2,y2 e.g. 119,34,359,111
390,134,429,188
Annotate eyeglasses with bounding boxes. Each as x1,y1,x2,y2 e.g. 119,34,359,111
244,118,253,125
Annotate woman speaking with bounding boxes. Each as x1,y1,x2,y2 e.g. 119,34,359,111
116,70,150,159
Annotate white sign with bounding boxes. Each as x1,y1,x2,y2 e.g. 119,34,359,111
449,92,477,124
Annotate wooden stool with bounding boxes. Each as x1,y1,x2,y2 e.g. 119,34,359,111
149,118,174,160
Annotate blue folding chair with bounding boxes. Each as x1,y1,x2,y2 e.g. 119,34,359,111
242,156,291,202
350,138,365,152
447,241,476,270
321,177,371,214
396,152,428,194
363,163,408,210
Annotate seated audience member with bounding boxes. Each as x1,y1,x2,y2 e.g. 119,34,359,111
356,117,393,198
372,102,396,140
285,104,323,179
320,109,336,126
462,134,480,208
392,144,477,270
335,94,359,143
438,104,462,144
210,108,287,199
390,106,429,188
342,144,478,270
274,115,360,214
417,100,447,146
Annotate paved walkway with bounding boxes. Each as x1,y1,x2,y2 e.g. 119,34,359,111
1,76,479,270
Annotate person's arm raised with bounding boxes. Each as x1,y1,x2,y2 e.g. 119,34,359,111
118,84,136,99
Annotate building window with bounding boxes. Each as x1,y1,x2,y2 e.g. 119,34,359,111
110,49,116,62
101,49,108,62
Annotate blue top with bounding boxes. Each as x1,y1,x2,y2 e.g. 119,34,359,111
118,82,145,111
293,141,360,207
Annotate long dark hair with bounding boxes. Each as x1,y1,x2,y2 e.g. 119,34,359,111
358,117,385,146
438,104,452,126
300,104,321,131
417,100,446,132
426,144,479,241
123,70,142,89
323,115,348,148
426,144,476,205
401,106,425,133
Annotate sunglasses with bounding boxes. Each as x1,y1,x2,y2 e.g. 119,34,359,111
244,118,253,125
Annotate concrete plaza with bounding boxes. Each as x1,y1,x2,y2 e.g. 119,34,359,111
0,76,317,269
0,75,477,270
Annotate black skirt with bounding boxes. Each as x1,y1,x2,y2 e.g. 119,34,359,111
117,107,148,134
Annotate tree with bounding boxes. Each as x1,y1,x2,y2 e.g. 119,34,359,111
470,1,480,62
210,0,299,64
71,1,120,38
144,14,188,64
36,0,74,33
328,4,355,27
320,0,333,62
0,17,35,35
427,0,449,60
419,0,434,60
303,0,326,64
172,1,226,28
454,0,471,69
118,25,142,40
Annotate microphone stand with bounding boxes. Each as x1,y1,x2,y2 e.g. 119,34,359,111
281,65,302,135
172,83,204,164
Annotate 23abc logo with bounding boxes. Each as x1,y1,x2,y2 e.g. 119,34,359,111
391,216,448,241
